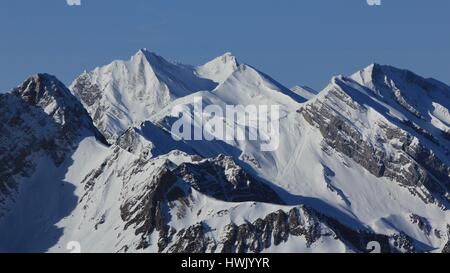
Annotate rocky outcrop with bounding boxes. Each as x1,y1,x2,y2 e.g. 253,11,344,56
69,73,103,108
168,223,216,253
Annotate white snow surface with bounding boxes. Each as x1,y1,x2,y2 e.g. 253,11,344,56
291,85,318,100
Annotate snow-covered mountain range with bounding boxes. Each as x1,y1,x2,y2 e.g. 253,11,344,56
0,50,449,253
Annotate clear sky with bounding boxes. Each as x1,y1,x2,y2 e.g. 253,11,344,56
0,0,449,92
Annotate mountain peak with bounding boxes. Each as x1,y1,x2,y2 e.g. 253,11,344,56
196,52,239,84
350,63,395,88
8,73,107,144
290,85,318,100
23,73,59,86
351,63,430,82
13,73,73,106
135,48,158,56
70,50,217,142
31,73,56,81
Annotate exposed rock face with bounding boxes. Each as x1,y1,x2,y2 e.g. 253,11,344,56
175,155,283,204
0,74,106,216
12,74,107,144
220,208,324,253
300,74,449,208
115,127,153,159
165,208,334,253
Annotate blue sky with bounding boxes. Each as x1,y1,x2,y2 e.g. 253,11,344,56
0,0,449,92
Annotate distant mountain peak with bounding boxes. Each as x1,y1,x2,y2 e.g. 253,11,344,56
13,73,76,109
135,48,158,56
196,52,239,84
70,50,217,142
129,49,173,73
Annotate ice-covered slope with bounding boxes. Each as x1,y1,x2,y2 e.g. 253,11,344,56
70,49,217,142
0,74,106,211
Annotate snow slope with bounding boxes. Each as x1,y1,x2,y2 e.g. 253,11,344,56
291,85,318,100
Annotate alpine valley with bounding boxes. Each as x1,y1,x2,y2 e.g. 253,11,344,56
0,49,449,253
